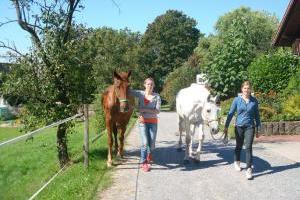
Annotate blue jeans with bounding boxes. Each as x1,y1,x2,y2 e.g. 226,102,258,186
138,122,158,163
234,126,255,169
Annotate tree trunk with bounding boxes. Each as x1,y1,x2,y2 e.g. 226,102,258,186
57,123,69,168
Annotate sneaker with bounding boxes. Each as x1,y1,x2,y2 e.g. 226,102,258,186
141,162,150,172
246,168,253,179
147,153,152,164
234,161,242,171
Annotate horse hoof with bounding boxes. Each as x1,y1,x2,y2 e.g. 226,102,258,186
107,161,113,167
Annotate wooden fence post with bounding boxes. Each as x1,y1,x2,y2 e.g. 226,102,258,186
84,104,89,168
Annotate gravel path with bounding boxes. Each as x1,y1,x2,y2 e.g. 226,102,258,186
97,112,300,200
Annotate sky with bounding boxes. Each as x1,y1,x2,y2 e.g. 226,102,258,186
0,0,291,62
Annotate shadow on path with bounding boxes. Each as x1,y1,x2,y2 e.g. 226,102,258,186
117,141,300,176
253,156,300,178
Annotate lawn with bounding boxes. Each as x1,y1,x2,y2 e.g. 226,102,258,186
0,115,137,200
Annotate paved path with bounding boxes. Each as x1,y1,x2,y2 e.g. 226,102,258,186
97,112,300,200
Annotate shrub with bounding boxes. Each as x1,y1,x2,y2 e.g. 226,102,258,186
282,93,300,120
282,67,300,97
220,97,234,116
161,62,200,109
248,48,300,94
92,94,106,134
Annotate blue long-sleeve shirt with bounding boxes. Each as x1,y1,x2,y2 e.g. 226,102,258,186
225,95,261,128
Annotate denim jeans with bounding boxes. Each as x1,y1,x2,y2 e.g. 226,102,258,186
234,126,255,169
138,122,158,163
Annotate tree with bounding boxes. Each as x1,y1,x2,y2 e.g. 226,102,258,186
161,54,200,108
1,0,95,167
139,10,200,92
200,7,279,98
194,34,219,70
205,14,255,98
87,27,142,92
215,6,278,55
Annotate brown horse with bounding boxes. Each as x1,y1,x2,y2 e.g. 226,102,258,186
102,71,134,167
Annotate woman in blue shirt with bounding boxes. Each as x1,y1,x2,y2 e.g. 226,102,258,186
224,81,261,180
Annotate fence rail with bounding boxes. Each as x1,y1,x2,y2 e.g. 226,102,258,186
0,106,99,199
0,113,83,148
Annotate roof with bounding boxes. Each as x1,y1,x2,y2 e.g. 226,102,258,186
273,0,300,46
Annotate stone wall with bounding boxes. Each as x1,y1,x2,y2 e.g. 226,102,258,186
260,121,300,135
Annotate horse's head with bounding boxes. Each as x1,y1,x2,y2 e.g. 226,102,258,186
202,94,221,134
113,70,131,113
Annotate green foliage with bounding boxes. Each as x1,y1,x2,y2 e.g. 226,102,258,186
220,98,234,116
254,91,282,122
215,6,278,55
195,7,279,98
88,27,143,92
282,93,300,120
282,67,300,96
194,35,220,70
139,10,200,92
3,28,96,130
248,48,300,94
161,58,200,108
205,14,254,98
92,94,106,134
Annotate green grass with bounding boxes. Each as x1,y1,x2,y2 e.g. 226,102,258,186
0,127,23,142
0,115,137,200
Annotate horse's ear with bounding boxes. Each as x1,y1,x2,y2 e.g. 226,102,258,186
127,70,131,78
114,70,122,80
207,94,211,102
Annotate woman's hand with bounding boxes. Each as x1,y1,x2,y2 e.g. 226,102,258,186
255,126,261,138
223,127,229,144
223,127,228,136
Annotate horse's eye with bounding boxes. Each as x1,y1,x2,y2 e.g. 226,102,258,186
207,109,211,113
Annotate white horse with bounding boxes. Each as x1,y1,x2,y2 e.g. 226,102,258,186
176,83,220,163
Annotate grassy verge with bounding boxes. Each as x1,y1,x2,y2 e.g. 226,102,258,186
0,115,137,200
0,127,23,142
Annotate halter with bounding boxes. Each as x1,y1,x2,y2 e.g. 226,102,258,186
203,118,220,126
114,86,129,103
204,117,227,143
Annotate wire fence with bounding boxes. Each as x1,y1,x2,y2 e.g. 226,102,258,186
0,113,83,148
0,105,105,199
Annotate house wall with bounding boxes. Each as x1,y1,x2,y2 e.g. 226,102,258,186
292,38,300,55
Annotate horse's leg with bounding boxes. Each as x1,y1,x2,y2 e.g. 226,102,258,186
118,126,126,158
196,124,205,161
113,123,118,155
190,124,195,158
184,118,191,163
177,116,184,151
106,117,113,167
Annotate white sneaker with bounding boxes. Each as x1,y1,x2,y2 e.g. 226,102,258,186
234,161,242,171
246,168,253,179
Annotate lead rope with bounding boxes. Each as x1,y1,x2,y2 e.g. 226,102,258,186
205,119,228,144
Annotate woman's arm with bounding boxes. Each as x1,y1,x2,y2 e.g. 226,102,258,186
139,95,161,114
225,97,238,128
254,100,261,130
129,89,142,97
